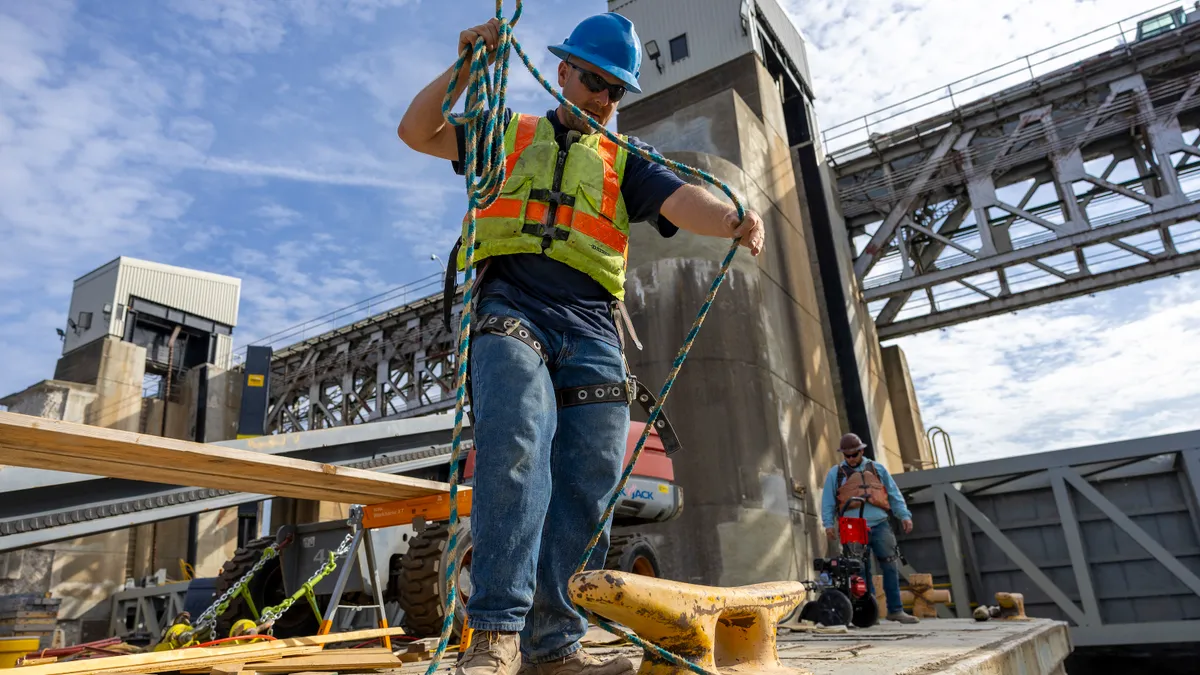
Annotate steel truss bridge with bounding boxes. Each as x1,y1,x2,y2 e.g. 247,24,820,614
826,12,1200,339
259,287,464,434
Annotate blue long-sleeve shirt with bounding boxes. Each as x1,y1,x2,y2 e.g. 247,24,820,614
821,459,911,529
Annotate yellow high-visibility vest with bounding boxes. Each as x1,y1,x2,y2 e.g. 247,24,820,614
457,112,631,299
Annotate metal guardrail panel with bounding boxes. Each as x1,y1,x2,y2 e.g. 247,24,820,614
893,431,1200,647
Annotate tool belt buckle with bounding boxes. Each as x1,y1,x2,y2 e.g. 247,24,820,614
499,317,521,336
625,375,637,406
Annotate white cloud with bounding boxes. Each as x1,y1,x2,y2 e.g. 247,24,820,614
891,271,1200,462
0,6,201,286
169,0,418,54
193,156,417,189
783,0,1151,146
253,202,303,228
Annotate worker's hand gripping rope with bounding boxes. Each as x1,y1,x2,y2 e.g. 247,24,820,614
429,3,746,674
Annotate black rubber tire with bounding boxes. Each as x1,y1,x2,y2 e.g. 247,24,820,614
604,534,661,577
852,593,879,628
799,588,854,627
395,521,473,638
213,536,319,639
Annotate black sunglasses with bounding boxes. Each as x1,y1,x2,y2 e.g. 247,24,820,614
569,62,626,102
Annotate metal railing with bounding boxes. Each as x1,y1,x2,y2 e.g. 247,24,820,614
926,426,956,468
821,2,1182,154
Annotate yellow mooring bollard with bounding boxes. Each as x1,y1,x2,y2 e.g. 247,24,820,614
569,571,809,675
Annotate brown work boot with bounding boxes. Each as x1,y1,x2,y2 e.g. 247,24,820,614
456,631,521,675
518,650,635,675
887,611,920,624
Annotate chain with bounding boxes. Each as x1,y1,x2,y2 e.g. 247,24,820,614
184,539,286,642
257,532,356,629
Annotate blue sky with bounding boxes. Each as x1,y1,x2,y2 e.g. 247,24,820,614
2,0,1195,463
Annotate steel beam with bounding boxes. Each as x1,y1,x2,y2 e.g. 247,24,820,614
853,127,961,280
1049,470,1102,626
1181,449,1200,549
265,291,461,433
1071,621,1200,647
1060,467,1200,600
108,582,190,640
933,486,972,619
942,484,1089,625
894,429,1200,490
864,201,1200,301
876,246,1200,339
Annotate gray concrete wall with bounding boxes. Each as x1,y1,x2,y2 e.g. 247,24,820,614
881,345,934,471
792,154,906,473
0,380,97,422
52,336,107,385
138,364,242,582
618,60,843,586
80,337,147,432
0,369,132,634
186,365,243,443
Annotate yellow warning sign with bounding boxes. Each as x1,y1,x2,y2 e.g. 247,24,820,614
247,374,265,387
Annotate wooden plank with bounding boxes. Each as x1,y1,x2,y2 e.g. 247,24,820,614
0,448,387,508
238,650,404,673
180,649,397,674
10,625,409,675
0,412,447,504
62,647,314,675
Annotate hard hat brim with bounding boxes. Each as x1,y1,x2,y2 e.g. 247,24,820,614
548,44,642,94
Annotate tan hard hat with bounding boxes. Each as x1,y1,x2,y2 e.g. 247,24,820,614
839,433,867,453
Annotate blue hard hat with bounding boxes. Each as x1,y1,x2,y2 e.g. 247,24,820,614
548,13,642,94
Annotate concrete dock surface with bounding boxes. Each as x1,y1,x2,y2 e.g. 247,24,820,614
391,618,1071,674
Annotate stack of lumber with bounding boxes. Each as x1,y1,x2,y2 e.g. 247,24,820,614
0,411,448,503
12,628,411,674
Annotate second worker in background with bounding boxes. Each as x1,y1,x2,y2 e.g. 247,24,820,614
821,432,920,625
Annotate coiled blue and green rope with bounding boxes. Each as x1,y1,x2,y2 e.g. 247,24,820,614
426,3,745,674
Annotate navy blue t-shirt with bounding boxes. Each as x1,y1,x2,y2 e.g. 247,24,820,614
452,108,685,347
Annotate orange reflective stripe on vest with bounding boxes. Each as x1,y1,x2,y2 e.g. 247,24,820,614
524,201,629,255
595,135,621,221
570,210,627,255
477,197,522,220
504,113,539,176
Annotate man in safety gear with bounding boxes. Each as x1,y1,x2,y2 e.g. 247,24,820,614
398,11,766,675
820,432,919,625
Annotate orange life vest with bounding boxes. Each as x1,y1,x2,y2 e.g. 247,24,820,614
835,462,891,513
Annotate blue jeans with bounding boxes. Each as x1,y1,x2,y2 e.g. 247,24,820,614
465,294,629,664
863,521,903,615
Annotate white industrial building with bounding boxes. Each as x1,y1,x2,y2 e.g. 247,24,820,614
61,256,240,371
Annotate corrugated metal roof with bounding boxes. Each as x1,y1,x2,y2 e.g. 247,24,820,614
112,257,241,327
